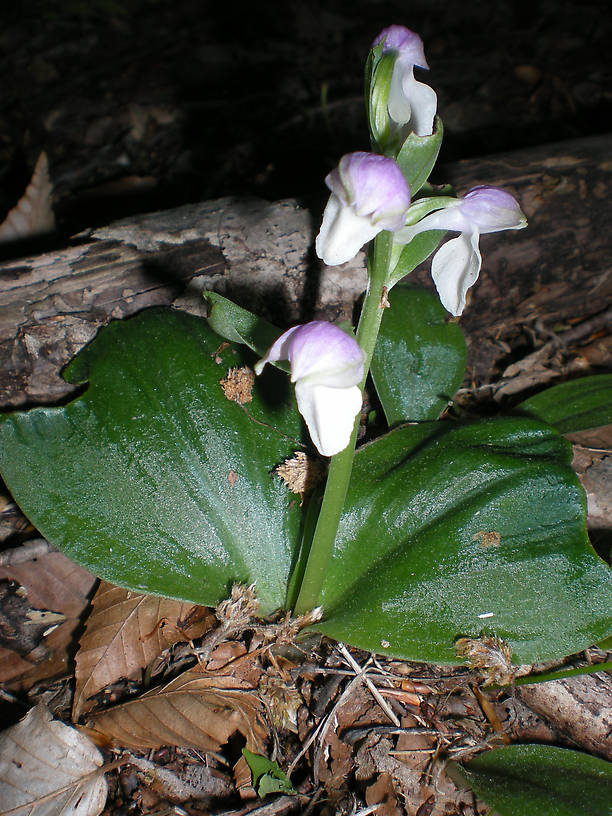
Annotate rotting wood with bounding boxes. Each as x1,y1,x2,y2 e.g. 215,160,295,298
516,672,612,761
1,135,610,410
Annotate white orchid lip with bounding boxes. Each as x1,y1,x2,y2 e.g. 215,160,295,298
255,322,366,457
398,185,527,316
373,24,437,138
316,152,411,267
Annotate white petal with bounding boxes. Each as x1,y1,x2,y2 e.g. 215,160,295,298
431,231,481,316
316,193,382,266
387,63,413,125
295,381,362,457
388,62,437,137
254,325,300,375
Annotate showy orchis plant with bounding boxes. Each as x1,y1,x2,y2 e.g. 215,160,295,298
0,25,611,671
278,27,526,612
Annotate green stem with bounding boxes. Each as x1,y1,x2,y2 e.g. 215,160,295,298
508,660,612,688
293,232,392,615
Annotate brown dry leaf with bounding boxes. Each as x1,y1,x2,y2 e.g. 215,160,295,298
0,703,108,816
356,730,475,816
73,582,215,720
0,548,97,687
87,666,267,753
570,426,612,532
0,152,55,244
365,771,401,816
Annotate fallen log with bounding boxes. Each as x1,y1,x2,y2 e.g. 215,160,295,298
1,134,610,409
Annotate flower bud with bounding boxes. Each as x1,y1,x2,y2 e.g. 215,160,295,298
372,25,437,138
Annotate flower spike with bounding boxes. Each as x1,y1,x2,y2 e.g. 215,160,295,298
316,152,411,266
255,322,365,457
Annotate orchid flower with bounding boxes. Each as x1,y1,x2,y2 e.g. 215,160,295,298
315,152,411,266
397,186,527,316
255,322,365,457
373,25,437,138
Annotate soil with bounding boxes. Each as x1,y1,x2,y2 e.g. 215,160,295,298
0,2,611,815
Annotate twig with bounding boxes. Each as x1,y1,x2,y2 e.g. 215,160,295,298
337,643,401,727
312,673,363,785
351,805,381,816
216,794,308,816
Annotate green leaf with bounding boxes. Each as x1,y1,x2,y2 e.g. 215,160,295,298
518,374,612,433
404,195,456,226
388,230,446,288
0,308,304,615
204,291,287,371
364,41,385,145
396,116,443,195
242,749,296,797
367,50,395,150
313,417,612,664
371,284,467,424
447,744,612,816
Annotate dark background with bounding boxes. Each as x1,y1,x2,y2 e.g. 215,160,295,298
1,0,610,236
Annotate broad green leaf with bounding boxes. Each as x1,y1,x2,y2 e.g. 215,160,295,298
314,417,612,664
0,309,303,615
396,116,443,195
518,374,612,433
204,291,287,371
371,284,467,424
447,744,612,816
242,749,296,797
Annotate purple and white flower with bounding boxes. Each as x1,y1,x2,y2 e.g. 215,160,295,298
255,322,365,457
398,186,527,316
315,152,411,266
373,25,437,138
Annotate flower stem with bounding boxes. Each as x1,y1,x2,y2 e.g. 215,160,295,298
498,659,612,689
293,232,392,615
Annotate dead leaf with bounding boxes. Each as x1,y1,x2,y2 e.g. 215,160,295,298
365,772,401,816
0,581,54,661
73,582,215,720
87,666,267,753
126,753,232,804
260,671,302,733
0,549,97,687
0,703,108,816
206,641,247,671
0,152,55,244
